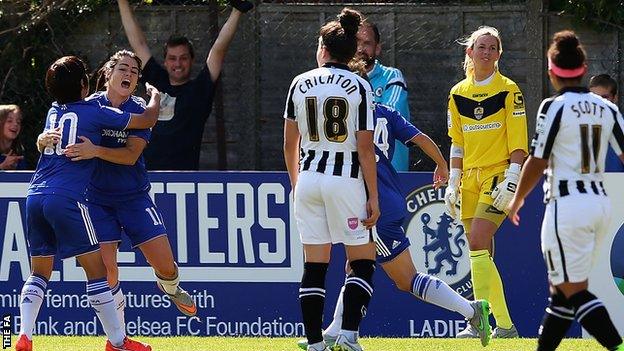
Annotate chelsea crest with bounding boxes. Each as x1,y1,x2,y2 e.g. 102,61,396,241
404,185,473,298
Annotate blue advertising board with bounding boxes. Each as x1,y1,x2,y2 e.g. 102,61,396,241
0,171,573,338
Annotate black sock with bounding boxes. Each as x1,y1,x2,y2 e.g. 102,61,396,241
300,262,329,344
342,259,375,331
536,291,575,351
569,290,623,350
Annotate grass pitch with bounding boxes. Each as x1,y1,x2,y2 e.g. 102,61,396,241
17,336,604,350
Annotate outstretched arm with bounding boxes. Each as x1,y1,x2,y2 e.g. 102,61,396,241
65,136,147,166
117,0,152,67
207,9,243,82
410,133,449,188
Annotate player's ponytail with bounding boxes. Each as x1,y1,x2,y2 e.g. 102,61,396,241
547,30,586,79
339,8,361,38
319,7,363,64
457,26,503,78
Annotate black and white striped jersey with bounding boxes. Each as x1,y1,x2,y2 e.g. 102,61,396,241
531,87,624,198
284,62,374,179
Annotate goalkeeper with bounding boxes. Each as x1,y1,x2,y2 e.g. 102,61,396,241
445,26,527,339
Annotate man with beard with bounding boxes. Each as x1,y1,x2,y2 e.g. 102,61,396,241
356,21,411,172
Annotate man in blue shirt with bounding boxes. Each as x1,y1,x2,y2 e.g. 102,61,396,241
357,21,411,171
589,74,624,172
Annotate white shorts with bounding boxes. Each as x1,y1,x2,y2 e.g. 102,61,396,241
294,171,371,246
541,195,611,285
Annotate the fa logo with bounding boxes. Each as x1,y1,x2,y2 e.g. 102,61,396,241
405,185,473,298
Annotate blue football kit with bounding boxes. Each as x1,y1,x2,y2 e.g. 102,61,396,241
26,100,131,259
368,60,411,172
85,92,167,247
373,104,421,263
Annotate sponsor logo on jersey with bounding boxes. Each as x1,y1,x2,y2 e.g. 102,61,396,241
474,106,484,120
513,92,524,109
462,122,502,132
512,110,526,117
472,93,488,98
405,185,473,298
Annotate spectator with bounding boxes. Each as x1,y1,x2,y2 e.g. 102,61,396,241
117,0,252,170
0,104,26,170
589,74,623,172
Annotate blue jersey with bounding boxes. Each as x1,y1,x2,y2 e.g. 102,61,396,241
86,92,151,203
374,104,420,221
28,101,131,201
368,60,411,171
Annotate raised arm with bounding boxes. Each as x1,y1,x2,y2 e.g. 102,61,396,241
206,9,243,82
410,133,449,188
126,83,160,129
117,0,152,67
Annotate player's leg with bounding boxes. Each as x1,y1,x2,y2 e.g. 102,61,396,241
120,195,196,316
295,171,332,351
545,197,623,350
91,203,126,327
535,285,575,351
46,196,150,351
302,244,332,351
324,173,374,351
338,242,376,351
469,167,516,336
18,195,56,350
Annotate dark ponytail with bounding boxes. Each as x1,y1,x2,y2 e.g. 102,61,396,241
548,30,586,70
319,8,363,64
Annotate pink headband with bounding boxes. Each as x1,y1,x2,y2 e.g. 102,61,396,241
548,58,586,78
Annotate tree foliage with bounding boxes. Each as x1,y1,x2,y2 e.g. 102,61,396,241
549,0,624,31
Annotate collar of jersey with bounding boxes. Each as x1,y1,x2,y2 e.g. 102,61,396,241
322,62,350,71
368,60,382,79
557,86,589,94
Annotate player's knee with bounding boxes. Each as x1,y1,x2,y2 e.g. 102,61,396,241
300,262,329,292
349,259,376,284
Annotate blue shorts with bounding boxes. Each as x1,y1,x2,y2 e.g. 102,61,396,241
26,194,99,259
90,194,167,248
374,216,411,264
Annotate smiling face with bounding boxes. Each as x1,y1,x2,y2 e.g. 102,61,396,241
467,34,501,74
107,55,141,98
3,109,21,142
164,45,193,85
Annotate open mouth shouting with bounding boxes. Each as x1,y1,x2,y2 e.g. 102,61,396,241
121,79,132,89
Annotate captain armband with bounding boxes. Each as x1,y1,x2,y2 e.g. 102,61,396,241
450,144,464,158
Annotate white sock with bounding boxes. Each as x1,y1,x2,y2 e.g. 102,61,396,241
324,285,345,337
155,265,179,295
19,274,48,339
309,341,325,351
87,278,125,346
339,330,358,342
411,272,473,318
111,282,125,329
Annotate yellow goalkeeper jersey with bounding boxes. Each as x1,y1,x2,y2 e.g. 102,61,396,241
447,71,528,170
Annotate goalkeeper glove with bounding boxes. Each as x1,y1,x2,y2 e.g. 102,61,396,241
444,168,462,219
228,0,254,13
491,163,521,211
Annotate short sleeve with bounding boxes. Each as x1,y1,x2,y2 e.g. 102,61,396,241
140,57,171,91
357,80,374,131
96,105,132,131
386,106,421,145
608,106,624,156
447,94,464,148
505,84,528,154
530,98,560,159
283,76,299,120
